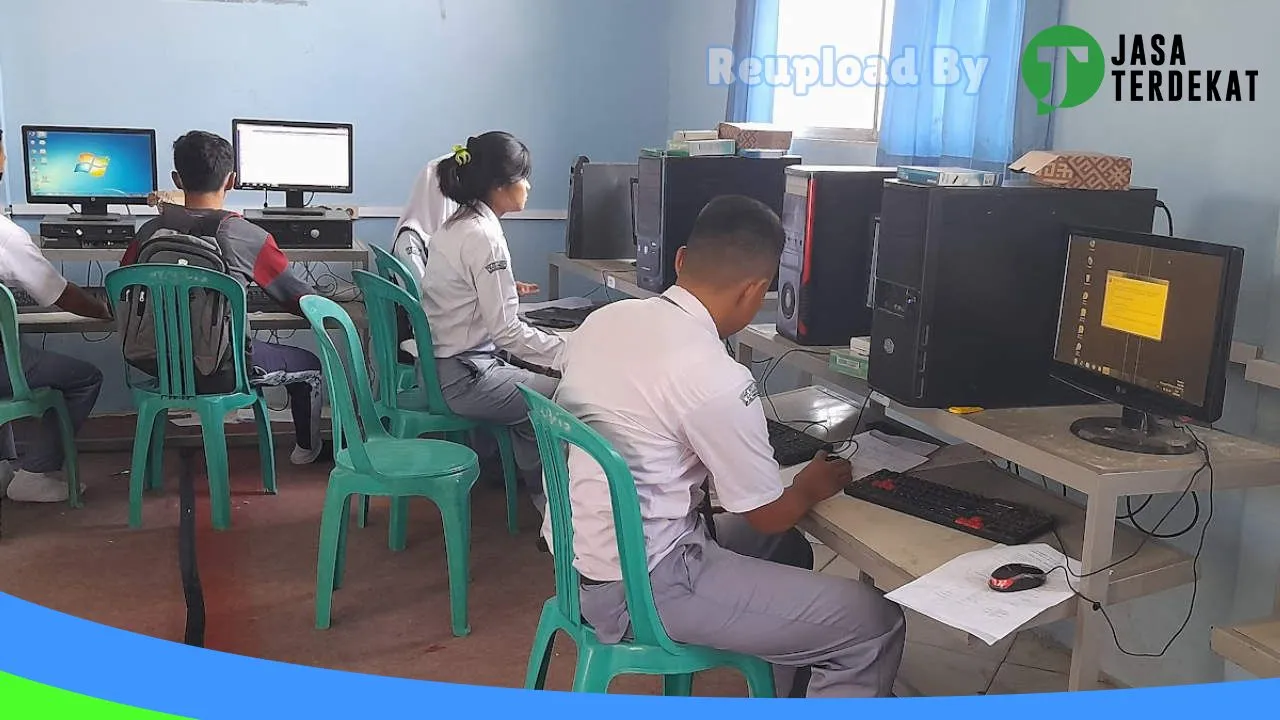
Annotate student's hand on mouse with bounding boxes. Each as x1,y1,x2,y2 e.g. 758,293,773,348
516,282,540,297
794,450,852,502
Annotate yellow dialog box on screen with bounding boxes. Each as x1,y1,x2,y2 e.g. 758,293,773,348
1100,271,1170,341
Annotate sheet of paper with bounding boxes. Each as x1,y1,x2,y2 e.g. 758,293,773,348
519,297,595,314
777,430,938,486
884,543,1081,645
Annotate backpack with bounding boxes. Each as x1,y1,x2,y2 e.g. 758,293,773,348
119,220,236,380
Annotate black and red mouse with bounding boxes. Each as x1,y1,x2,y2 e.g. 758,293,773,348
988,563,1047,592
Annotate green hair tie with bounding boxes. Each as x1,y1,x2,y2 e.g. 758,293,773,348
452,144,471,166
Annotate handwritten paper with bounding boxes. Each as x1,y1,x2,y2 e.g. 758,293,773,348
885,543,1080,645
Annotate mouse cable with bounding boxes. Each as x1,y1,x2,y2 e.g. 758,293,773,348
1042,429,1212,658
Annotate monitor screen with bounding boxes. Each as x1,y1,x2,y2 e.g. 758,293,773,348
23,126,157,201
1053,232,1228,408
233,120,352,192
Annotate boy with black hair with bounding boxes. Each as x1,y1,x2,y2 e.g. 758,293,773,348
126,130,325,465
0,128,111,501
550,195,906,698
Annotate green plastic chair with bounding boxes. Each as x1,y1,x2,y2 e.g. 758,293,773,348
351,270,521,543
518,385,776,696
104,265,276,531
0,285,82,509
300,295,481,636
369,244,421,394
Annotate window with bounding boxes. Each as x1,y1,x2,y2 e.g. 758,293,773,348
770,0,895,141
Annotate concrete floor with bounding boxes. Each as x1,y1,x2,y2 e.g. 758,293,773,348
0,416,1113,697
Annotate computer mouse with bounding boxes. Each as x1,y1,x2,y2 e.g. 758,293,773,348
988,563,1046,593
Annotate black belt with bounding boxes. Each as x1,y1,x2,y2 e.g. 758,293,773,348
581,576,610,586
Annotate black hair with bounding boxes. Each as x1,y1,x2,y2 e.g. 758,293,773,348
173,130,234,194
681,195,785,282
437,131,531,222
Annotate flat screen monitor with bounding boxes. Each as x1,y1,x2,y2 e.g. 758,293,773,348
1051,226,1244,455
232,118,353,211
22,125,158,218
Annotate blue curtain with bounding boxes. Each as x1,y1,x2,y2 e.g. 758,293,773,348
877,0,1063,172
724,0,780,123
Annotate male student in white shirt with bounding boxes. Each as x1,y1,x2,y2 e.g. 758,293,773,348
550,195,906,698
0,128,112,502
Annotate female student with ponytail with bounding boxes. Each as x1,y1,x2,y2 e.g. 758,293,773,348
420,131,561,517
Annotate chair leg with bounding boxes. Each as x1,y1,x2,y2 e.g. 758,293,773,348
388,497,409,551
334,491,354,590
315,488,349,630
146,410,167,492
493,427,519,535
571,647,612,693
741,661,778,698
663,674,694,696
524,611,560,690
356,495,370,528
199,411,232,531
437,489,473,637
128,402,163,528
50,397,82,509
252,395,277,495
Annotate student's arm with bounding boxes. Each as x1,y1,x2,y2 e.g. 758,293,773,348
221,217,313,316
392,229,428,292
465,232,565,369
683,375,852,536
1,224,111,319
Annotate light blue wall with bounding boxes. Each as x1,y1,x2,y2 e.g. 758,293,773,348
1,0,668,412
1051,0,1280,687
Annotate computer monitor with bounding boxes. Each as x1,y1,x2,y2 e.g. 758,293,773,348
1051,226,1244,455
231,118,353,213
21,125,158,219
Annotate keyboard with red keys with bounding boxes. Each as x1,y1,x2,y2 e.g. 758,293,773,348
845,469,1057,545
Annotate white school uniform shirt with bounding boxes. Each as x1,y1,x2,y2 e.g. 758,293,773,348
0,214,67,306
546,285,784,582
392,155,456,357
392,155,455,291
420,202,565,369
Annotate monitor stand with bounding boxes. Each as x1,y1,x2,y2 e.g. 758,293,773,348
66,199,126,223
260,190,325,217
1069,406,1197,456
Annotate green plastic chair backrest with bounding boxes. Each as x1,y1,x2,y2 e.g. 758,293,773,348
350,270,451,415
517,384,681,655
103,265,251,398
0,285,34,400
299,294,389,474
370,244,421,296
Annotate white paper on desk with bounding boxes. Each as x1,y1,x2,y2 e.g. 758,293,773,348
777,430,937,487
519,297,595,314
884,543,1081,646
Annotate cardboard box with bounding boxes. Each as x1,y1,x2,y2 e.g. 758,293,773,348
718,122,793,151
1009,150,1133,191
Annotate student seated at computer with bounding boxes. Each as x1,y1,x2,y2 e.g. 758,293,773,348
419,132,558,516
124,130,325,465
550,196,906,698
0,128,111,502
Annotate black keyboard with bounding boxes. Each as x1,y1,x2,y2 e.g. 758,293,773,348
9,286,107,309
845,470,1057,545
246,287,277,313
524,304,602,329
767,419,833,467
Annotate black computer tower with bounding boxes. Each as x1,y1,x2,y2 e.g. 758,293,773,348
635,154,801,293
868,180,1159,409
777,165,896,346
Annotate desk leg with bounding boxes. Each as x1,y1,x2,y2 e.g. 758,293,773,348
548,263,561,301
1068,490,1118,691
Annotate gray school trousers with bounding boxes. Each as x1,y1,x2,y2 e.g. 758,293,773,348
579,515,907,698
435,353,558,489
0,341,103,473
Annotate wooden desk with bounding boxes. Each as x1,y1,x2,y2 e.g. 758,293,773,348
738,324,1280,691
17,304,368,334
1212,578,1280,678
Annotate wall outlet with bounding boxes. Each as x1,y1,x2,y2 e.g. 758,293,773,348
329,205,360,220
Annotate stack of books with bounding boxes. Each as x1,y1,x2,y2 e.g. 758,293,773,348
895,166,1001,187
